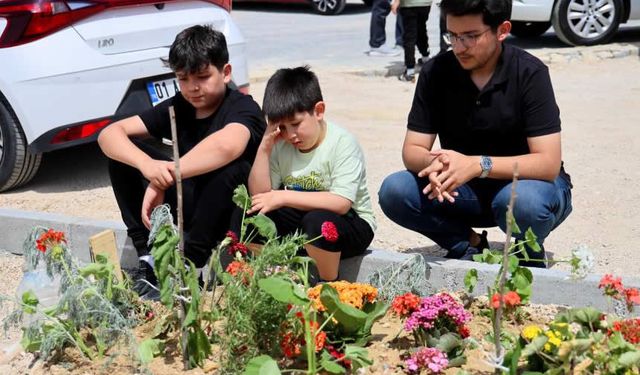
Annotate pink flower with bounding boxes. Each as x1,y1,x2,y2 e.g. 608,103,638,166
321,221,339,242
404,293,471,335
404,347,448,374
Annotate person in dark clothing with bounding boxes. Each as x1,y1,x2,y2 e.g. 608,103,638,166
378,0,572,268
391,0,432,82
98,25,265,298
368,0,404,56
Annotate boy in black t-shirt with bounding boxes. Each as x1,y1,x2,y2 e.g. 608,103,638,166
98,25,265,298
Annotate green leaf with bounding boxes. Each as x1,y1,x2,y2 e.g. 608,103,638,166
320,284,368,335
21,290,39,314
476,248,502,264
464,269,478,293
243,355,282,375
258,277,309,305
619,351,640,366
508,212,521,234
233,184,252,210
432,332,462,353
245,214,277,240
524,228,541,252
362,301,389,338
138,338,163,364
521,335,548,357
510,267,533,302
344,345,373,370
20,329,42,352
572,307,603,326
507,255,520,273
187,326,212,368
320,351,347,374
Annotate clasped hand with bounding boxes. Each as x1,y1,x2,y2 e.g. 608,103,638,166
140,159,175,189
418,149,477,203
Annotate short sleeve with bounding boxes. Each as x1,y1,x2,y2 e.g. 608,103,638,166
138,98,172,139
329,134,366,202
407,59,438,134
211,93,266,148
521,65,561,137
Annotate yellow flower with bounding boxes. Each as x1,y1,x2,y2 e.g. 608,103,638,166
307,281,378,312
544,330,562,352
522,325,542,341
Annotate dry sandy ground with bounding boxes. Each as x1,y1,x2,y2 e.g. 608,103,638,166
1,53,639,277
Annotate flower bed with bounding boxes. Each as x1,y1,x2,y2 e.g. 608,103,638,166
3,186,640,374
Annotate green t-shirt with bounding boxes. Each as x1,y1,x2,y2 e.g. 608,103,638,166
400,0,431,8
269,122,376,231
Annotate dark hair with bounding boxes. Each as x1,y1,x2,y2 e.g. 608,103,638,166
262,66,323,122
165,24,229,73
440,0,511,29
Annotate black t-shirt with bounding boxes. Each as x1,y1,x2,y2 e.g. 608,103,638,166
408,43,561,157
139,87,265,164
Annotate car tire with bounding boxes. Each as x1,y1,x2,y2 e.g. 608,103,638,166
0,99,42,192
510,21,551,38
552,0,623,46
310,0,346,15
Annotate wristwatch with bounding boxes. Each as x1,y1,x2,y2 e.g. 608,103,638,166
479,155,492,179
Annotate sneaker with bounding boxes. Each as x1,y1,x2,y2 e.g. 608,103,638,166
127,260,159,300
368,45,401,57
460,230,489,261
398,72,415,82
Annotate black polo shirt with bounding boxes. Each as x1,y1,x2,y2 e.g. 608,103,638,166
139,87,266,165
407,43,561,158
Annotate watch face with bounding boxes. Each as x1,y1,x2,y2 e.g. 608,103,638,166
481,156,492,170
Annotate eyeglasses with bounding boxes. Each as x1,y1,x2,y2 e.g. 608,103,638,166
443,28,492,48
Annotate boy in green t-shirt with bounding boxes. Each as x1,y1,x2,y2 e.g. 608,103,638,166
241,66,376,282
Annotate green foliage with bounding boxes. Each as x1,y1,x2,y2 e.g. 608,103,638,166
138,338,163,364
243,355,282,375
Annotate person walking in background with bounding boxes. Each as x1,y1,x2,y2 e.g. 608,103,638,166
391,0,431,82
368,0,404,56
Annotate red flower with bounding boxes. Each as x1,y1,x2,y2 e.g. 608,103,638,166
391,292,421,317
228,242,249,257
226,230,238,244
624,288,640,310
599,274,624,298
491,293,502,309
610,318,640,344
458,325,470,338
321,221,339,242
35,229,66,253
280,331,302,358
309,321,326,352
504,291,521,307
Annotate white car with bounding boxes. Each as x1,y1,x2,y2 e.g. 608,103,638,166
0,0,249,192
511,0,640,45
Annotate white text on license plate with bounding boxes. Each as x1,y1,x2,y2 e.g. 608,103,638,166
146,78,180,106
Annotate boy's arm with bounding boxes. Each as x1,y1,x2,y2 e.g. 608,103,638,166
97,116,175,188
248,123,281,196
248,190,352,216
177,122,251,179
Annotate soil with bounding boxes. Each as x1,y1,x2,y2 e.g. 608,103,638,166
1,277,562,375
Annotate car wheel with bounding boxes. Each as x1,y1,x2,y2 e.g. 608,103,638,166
552,0,623,46
310,0,346,15
0,99,42,192
510,21,551,38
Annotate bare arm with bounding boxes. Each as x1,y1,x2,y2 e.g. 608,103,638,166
485,132,562,181
248,123,281,196
178,123,251,179
401,130,438,173
248,190,352,216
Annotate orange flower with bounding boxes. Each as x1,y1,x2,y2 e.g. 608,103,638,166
280,331,301,358
490,293,502,309
504,291,521,307
225,260,253,284
308,281,378,312
391,292,421,317
309,321,326,352
35,229,66,253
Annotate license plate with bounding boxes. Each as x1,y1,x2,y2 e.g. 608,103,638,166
146,78,180,106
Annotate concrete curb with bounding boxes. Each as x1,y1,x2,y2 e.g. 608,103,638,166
2,208,638,311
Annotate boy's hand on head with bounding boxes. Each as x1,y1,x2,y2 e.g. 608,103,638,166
141,184,165,230
259,123,282,152
247,191,284,215
140,159,175,189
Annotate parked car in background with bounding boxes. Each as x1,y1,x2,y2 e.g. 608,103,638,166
233,0,371,15
511,0,640,45
0,0,249,192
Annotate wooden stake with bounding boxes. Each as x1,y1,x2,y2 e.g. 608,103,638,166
168,106,184,254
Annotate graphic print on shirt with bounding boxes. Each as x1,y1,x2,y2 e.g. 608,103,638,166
282,171,326,191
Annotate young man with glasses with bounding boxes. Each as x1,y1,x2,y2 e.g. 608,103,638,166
378,0,573,267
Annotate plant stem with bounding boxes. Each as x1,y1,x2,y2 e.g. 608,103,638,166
493,164,519,374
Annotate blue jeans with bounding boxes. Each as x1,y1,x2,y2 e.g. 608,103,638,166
378,170,573,263
369,0,403,48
